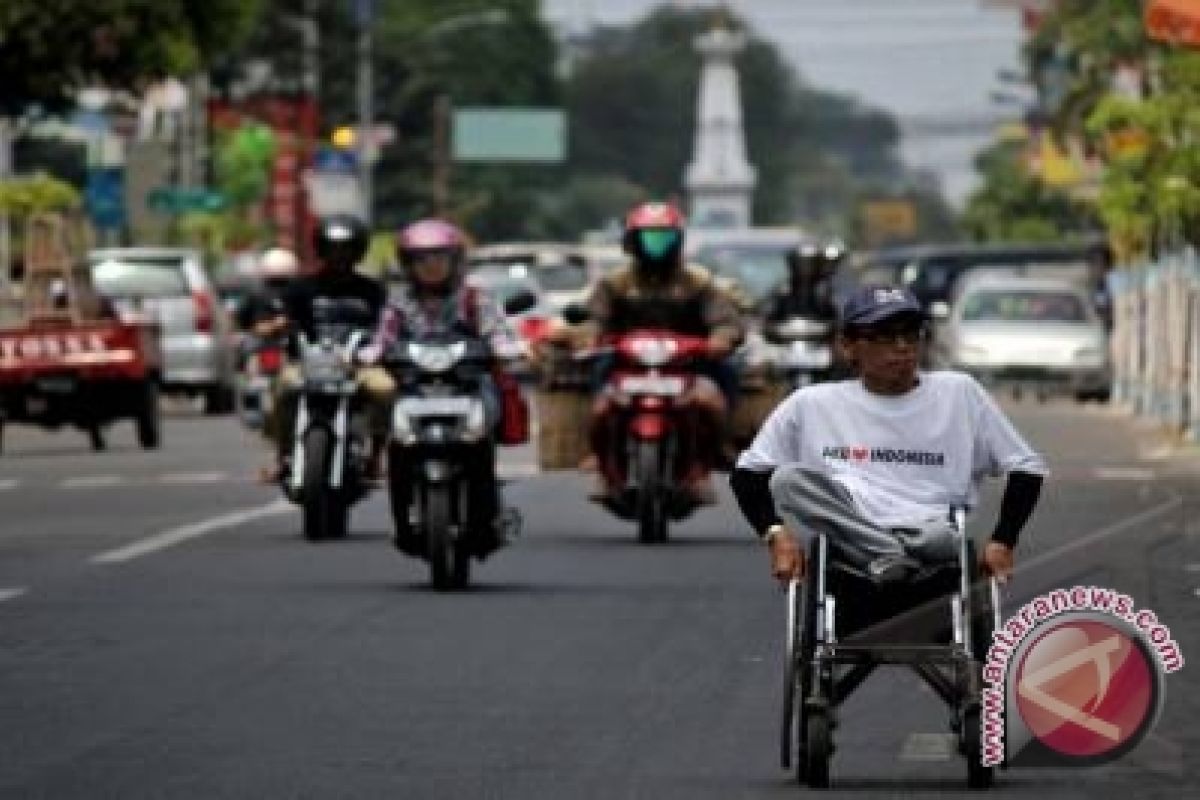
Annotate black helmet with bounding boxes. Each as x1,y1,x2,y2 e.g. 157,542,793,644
313,214,370,270
788,240,822,280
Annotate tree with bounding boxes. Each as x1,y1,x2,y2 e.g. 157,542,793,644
0,0,263,116
962,139,1100,243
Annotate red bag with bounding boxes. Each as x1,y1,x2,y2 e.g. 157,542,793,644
494,369,529,445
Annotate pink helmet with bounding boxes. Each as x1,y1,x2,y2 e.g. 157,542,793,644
398,219,466,259
397,218,468,294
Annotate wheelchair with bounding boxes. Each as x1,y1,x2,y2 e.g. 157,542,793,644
780,508,1003,789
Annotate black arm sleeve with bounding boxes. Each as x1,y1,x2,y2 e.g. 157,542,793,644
990,470,1043,548
730,467,783,538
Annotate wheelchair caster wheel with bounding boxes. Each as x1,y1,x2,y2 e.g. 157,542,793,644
804,711,833,788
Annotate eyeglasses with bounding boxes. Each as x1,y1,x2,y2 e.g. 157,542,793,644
852,326,927,346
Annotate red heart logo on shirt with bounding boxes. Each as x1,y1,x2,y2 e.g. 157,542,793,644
851,446,869,463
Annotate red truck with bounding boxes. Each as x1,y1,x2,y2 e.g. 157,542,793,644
0,318,163,452
0,214,163,453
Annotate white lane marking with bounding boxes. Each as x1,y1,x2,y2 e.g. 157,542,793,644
498,463,539,479
0,587,28,603
899,733,955,762
1020,496,1183,575
1094,466,1156,481
92,499,291,565
0,479,18,491
157,471,228,485
63,475,125,489
1185,563,1200,573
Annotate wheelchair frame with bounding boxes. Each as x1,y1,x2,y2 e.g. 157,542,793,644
780,508,1004,790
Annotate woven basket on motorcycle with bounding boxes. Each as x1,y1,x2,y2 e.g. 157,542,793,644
533,342,594,471
731,363,791,447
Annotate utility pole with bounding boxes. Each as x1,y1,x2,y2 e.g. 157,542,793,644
301,0,319,257
0,118,11,294
356,0,374,225
432,94,451,218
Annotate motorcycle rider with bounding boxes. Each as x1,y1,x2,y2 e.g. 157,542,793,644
581,201,744,506
359,218,522,556
764,239,840,329
258,215,394,483
235,247,299,437
237,247,299,335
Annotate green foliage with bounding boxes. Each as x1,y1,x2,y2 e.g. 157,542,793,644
962,141,1100,243
0,173,82,216
213,123,277,209
174,211,269,266
0,0,264,116
969,1,1200,257
529,174,649,240
1085,50,1200,254
225,0,558,238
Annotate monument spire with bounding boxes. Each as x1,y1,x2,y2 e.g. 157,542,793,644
684,22,757,228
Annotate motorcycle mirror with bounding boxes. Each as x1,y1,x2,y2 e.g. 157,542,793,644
561,303,590,325
504,290,539,317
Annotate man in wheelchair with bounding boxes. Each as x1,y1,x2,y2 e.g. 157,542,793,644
730,284,1046,587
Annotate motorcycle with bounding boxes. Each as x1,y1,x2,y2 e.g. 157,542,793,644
764,316,835,388
286,329,374,542
594,329,715,544
384,333,520,590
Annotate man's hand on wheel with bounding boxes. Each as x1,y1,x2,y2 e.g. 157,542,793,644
767,526,805,584
982,540,1014,584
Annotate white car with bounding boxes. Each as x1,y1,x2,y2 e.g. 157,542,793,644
939,276,1111,401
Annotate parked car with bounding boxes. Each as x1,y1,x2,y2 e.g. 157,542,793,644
938,275,1112,402
469,242,598,313
89,247,236,414
855,240,1111,320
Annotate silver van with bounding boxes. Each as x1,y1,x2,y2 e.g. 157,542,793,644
89,247,236,413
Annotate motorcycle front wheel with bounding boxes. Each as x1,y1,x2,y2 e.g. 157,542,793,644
301,427,347,542
635,439,669,544
425,482,470,590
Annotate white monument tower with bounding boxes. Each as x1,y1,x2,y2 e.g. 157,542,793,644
684,25,757,228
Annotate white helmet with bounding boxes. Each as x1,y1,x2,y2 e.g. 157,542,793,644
259,247,299,279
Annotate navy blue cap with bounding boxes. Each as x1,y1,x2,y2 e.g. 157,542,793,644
841,285,925,326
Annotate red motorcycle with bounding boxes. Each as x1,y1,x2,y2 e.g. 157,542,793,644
593,329,717,544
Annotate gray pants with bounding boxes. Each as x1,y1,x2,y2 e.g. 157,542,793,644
768,465,960,570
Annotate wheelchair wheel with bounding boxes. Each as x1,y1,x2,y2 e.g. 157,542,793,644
960,538,996,789
781,580,802,772
962,708,994,789
804,709,833,789
798,537,829,786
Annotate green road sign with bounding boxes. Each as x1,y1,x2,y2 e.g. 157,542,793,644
146,187,228,214
452,108,566,163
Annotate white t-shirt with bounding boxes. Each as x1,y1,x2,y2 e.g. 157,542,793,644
737,371,1048,528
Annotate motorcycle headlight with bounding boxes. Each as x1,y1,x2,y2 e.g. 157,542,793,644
630,338,675,367
409,341,466,373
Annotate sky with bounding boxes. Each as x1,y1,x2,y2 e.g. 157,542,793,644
540,0,1029,208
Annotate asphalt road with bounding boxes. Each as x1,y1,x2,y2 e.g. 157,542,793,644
0,397,1196,798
